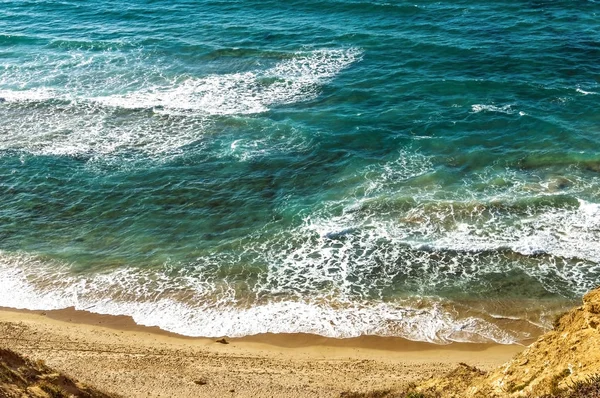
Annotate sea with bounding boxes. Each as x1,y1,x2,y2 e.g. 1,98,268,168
0,0,599,344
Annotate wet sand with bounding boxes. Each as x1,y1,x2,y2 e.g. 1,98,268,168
0,306,525,397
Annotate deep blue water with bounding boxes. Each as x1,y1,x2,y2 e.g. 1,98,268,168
0,0,599,343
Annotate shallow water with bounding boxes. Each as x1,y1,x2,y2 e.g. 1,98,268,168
0,0,599,343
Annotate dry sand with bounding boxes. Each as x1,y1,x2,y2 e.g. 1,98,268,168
0,307,524,398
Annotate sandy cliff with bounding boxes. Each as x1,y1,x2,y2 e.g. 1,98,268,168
413,287,600,398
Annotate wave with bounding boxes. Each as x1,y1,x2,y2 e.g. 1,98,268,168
92,48,362,115
0,48,360,159
0,101,209,160
575,87,598,95
1,168,597,344
0,250,542,344
0,48,362,115
471,104,514,114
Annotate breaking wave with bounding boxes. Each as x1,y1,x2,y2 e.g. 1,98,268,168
0,48,361,158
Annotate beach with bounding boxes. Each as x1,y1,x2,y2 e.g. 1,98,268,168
1,1,599,396
0,307,524,397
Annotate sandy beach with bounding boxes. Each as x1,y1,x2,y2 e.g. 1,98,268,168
0,306,525,397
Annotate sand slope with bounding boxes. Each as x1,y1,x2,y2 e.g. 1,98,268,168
0,347,115,398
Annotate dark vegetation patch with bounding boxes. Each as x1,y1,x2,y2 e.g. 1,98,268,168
536,374,600,398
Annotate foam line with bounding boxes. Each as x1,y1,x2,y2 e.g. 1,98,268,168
0,250,526,343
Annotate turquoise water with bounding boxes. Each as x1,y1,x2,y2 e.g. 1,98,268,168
1,0,599,343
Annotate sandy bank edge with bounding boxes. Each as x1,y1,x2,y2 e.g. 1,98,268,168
0,306,525,397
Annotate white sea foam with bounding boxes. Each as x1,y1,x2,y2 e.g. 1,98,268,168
362,150,434,195
471,104,514,114
1,150,597,342
1,178,595,343
92,49,361,115
0,251,526,343
283,200,599,299
0,87,57,103
575,87,597,95
0,48,361,159
391,196,600,264
264,158,600,302
0,101,209,160
0,48,361,115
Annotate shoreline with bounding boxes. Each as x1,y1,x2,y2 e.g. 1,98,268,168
0,305,526,397
0,305,540,349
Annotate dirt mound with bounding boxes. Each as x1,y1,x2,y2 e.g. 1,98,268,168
0,348,117,398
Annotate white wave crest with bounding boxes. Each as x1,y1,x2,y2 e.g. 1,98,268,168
0,87,58,103
92,49,362,115
575,88,597,95
471,104,514,114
